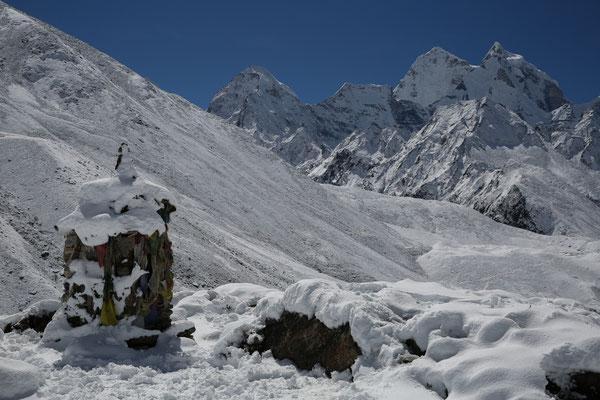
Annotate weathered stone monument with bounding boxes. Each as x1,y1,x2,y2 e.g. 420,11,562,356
56,144,177,335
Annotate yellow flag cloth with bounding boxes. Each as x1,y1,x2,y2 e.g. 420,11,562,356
100,298,118,326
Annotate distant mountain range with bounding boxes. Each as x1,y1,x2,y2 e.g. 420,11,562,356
208,44,600,237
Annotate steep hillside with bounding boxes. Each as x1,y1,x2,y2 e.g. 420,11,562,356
0,2,424,312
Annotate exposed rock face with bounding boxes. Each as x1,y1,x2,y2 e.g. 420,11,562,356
546,371,600,400
2,310,56,334
247,311,362,375
476,185,543,234
125,335,159,350
547,100,600,170
310,124,410,189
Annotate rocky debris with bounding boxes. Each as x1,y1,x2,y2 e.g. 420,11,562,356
2,310,56,334
545,371,600,400
125,335,159,350
0,300,61,335
246,311,362,375
176,326,196,339
404,338,425,357
541,339,600,400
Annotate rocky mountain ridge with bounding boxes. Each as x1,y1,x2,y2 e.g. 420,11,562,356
209,44,600,237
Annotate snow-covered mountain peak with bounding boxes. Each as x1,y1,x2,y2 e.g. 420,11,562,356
209,65,299,109
392,43,568,123
483,41,514,61
331,82,392,99
207,65,312,147
423,46,469,62
318,83,398,130
393,47,473,109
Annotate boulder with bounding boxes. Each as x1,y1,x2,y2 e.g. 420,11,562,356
0,300,60,335
246,311,361,375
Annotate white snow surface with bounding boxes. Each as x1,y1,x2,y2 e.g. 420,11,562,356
2,279,599,399
56,167,174,246
0,357,43,400
328,185,600,307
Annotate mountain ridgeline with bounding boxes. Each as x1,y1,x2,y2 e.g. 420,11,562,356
208,45,600,237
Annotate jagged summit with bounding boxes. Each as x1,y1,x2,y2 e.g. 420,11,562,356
483,41,514,61
393,46,473,109
393,42,567,123
424,46,468,60
210,65,299,105
333,82,393,96
243,65,297,95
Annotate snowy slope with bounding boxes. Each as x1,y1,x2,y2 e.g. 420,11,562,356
0,2,425,312
328,185,600,306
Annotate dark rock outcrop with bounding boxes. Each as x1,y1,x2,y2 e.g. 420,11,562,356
126,335,159,350
476,185,545,234
546,371,600,400
176,326,196,339
246,311,362,375
3,310,56,334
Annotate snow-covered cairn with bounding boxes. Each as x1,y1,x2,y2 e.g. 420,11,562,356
56,144,176,331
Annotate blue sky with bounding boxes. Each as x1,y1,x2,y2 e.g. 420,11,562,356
6,0,600,108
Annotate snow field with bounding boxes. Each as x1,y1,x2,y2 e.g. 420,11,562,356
3,279,597,399
0,356,43,400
